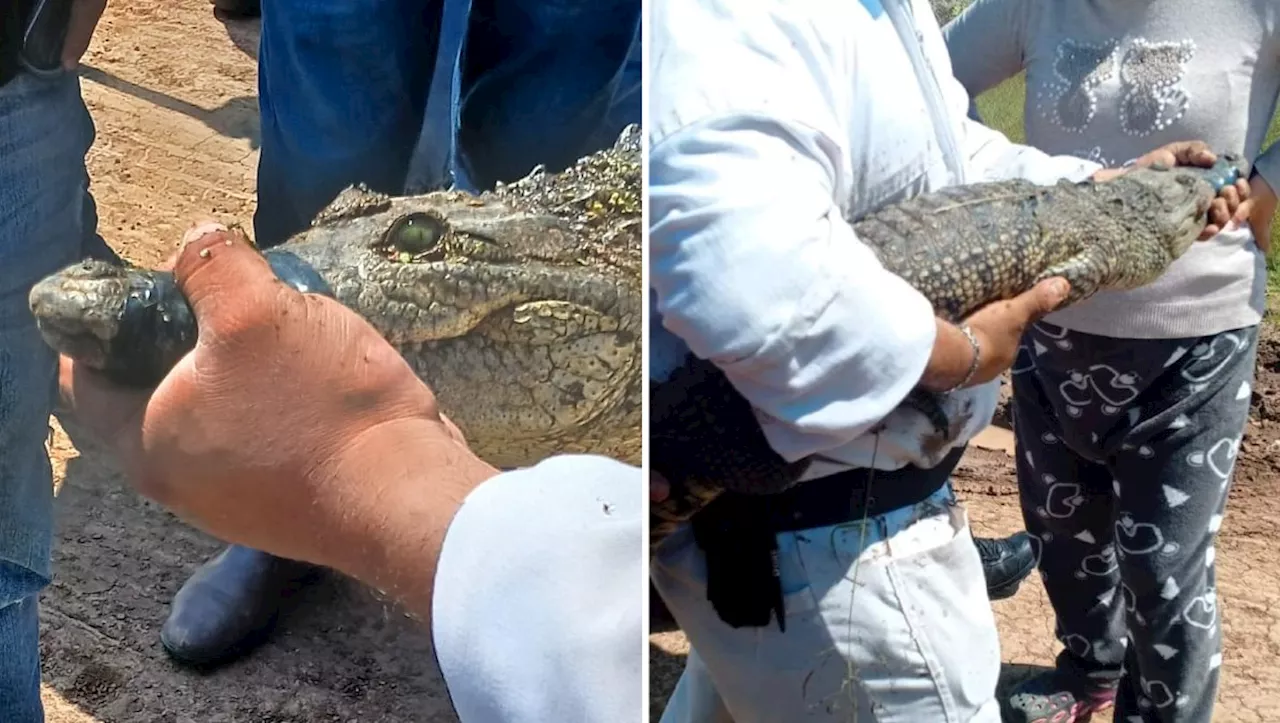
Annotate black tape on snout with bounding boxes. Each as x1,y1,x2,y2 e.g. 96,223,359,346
106,272,198,388
1198,153,1246,193
264,250,334,299
103,250,333,388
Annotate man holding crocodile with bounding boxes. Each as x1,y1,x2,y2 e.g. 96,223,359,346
36,122,644,718
159,0,642,670
53,220,644,721
647,0,1250,720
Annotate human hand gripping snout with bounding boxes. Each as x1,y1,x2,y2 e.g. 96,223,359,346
59,224,499,621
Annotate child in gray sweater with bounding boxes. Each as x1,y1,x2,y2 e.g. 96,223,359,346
943,1,1280,722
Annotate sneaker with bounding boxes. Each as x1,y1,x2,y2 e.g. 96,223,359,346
1006,669,1117,723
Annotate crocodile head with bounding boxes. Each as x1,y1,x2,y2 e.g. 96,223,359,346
291,174,642,466
30,127,643,469
1090,157,1239,265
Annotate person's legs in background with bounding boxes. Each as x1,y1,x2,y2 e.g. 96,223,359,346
0,563,46,723
403,0,471,195
1006,323,1253,723
588,17,641,153
251,0,439,246
0,69,98,722
160,0,442,670
455,0,641,189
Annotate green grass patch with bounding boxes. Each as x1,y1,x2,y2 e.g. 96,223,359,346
973,73,1280,293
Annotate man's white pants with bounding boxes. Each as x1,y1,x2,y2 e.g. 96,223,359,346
652,483,1003,723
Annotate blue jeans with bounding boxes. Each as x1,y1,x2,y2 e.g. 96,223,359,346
255,0,442,246
454,0,641,186
0,69,98,722
254,0,641,246
0,563,48,723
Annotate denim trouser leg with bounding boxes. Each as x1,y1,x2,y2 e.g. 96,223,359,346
0,563,49,723
0,69,97,723
404,0,471,194
456,0,642,188
591,18,642,150
254,0,443,247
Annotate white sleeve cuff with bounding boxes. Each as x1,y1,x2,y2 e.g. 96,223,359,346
431,455,644,723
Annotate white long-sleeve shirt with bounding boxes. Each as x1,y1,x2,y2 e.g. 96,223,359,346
648,0,1101,474
432,455,643,722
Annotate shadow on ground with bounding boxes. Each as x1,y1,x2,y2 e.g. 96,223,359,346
213,8,260,59
78,64,260,149
41,418,458,722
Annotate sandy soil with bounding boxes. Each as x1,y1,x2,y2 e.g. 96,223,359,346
39,2,458,721
651,333,1280,721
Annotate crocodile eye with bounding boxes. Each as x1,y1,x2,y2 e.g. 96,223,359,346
385,212,447,254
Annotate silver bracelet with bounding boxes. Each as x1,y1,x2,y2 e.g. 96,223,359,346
944,324,981,394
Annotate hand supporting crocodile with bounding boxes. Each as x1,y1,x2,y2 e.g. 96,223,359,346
649,156,1246,552
30,126,642,471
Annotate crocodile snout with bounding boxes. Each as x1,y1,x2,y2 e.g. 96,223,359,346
28,261,131,370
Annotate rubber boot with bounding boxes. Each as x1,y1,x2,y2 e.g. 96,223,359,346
160,545,322,669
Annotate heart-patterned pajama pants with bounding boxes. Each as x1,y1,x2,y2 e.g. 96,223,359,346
1009,321,1256,723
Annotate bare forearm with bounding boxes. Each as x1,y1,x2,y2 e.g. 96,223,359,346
317,420,499,623
1249,171,1277,251
919,320,977,392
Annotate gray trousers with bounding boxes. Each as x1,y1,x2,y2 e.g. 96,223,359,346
653,483,1002,723
1011,321,1256,722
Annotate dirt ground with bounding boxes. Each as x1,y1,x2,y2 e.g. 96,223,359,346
651,335,1280,720
39,2,458,721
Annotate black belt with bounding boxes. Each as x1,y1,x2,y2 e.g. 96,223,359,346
692,445,966,633
767,444,966,532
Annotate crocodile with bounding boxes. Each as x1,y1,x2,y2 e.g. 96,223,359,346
650,156,1246,551
29,125,642,471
